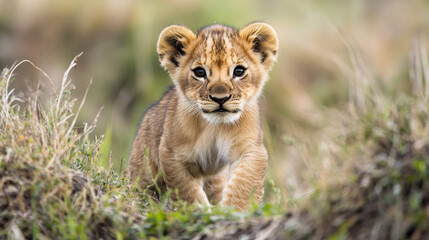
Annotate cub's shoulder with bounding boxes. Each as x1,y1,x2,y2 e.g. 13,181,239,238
142,85,176,116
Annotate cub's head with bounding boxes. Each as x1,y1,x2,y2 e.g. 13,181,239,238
157,22,278,124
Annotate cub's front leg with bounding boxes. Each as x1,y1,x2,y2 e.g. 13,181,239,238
221,146,268,211
204,170,228,205
159,148,210,206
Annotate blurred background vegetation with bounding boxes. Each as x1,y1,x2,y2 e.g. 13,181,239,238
1,0,428,200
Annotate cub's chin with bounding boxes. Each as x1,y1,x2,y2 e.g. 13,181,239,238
201,111,242,124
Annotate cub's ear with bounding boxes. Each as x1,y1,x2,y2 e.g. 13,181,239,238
157,25,196,74
240,22,278,70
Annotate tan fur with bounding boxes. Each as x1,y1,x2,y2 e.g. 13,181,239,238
127,22,278,211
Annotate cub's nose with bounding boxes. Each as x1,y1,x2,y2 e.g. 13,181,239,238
208,84,231,105
209,95,232,105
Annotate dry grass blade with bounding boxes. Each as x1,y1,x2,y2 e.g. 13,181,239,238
420,34,429,97
4,60,55,98
410,33,429,100
66,78,92,138
331,26,384,114
55,52,83,116
1,60,55,121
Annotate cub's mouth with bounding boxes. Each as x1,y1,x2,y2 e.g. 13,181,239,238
199,95,241,115
201,108,241,114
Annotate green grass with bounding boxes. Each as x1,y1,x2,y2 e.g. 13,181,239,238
2,38,429,238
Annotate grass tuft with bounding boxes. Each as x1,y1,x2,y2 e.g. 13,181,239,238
0,56,145,239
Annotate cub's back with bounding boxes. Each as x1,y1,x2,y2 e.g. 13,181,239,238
127,86,178,186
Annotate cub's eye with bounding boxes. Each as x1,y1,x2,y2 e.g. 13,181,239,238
193,67,206,78
233,66,246,78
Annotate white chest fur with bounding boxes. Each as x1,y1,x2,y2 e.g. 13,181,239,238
191,127,232,175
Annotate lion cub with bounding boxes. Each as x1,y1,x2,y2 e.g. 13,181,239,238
128,22,278,211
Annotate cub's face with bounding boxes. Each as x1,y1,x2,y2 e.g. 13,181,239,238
157,23,278,124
